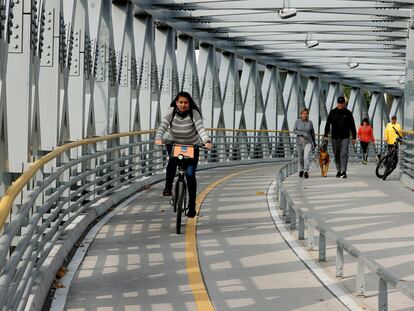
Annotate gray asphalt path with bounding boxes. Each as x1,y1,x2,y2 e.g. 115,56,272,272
63,163,349,311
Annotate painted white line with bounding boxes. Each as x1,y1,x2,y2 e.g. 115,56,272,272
266,181,364,311
50,192,144,311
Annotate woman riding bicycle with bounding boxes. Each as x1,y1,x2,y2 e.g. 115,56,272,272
154,91,212,218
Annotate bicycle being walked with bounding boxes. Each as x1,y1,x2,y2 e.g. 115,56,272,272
155,92,212,222
376,127,403,181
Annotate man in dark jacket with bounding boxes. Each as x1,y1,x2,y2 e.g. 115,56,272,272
324,96,357,178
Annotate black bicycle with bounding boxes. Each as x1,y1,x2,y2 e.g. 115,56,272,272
171,144,195,234
375,127,403,181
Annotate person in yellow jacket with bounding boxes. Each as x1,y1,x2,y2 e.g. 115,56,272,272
384,115,402,151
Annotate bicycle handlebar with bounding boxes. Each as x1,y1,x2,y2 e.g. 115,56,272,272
155,141,212,149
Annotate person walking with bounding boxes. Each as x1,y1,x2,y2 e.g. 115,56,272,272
324,96,357,178
294,108,316,179
384,115,402,152
357,117,375,164
155,91,212,218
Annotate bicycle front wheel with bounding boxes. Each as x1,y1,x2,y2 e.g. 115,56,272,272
376,154,391,178
176,181,186,234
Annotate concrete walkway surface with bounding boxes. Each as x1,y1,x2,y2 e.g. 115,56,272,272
283,164,414,310
61,163,351,311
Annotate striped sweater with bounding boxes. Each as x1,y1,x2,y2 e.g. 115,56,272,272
155,107,210,145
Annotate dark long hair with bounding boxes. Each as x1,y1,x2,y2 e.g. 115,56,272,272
361,117,370,126
170,91,202,117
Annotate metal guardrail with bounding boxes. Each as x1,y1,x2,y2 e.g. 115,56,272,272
275,160,414,311
400,130,414,177
0,128,299,310
0,127,407,310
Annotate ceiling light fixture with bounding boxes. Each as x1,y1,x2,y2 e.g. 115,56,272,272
278,0,297,19
305,33,319,48
398,76,405,84
347,58,359,69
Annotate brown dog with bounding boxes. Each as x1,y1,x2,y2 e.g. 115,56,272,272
319,145,330,177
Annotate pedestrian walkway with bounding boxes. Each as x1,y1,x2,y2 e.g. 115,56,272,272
60,163,351,311
283,164,414,310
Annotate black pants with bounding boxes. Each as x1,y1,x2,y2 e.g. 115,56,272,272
360,141,369,160
332,138,350,172
165,144,199,208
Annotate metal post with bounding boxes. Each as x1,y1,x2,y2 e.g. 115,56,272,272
318,232,326,261
356,258,366,297
336,245,344,278
307,224,314,250
277,183,282,207
289,206,296,229
378,278,388,311
284,199,290,223
298,216,305,240
281,192,286,216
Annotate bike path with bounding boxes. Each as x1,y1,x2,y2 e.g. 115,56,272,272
62,163,349,311
283,164,414,310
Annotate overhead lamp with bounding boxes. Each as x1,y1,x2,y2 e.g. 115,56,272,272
305,33,319,48
278,0,297,19
279,8,297,19
347,58,359,69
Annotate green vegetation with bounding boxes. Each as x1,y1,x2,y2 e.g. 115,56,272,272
343,85,372,108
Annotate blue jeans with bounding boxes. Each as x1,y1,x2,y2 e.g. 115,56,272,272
165,144,199,208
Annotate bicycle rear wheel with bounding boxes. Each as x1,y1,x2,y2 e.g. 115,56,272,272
176,181,185,234
383,158,397,181
375,154,390,178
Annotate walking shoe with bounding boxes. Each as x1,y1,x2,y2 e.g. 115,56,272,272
340,171,347,178
162,188,172,196
336,171,342,178
304,171,309,179
187,207,197,218
299,171,304,177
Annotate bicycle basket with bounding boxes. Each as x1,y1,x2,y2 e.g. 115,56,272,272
172,145,195,159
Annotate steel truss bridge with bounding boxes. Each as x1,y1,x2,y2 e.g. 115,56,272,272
0,0,414,310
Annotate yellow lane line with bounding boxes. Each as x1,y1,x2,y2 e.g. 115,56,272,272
185,168,259,311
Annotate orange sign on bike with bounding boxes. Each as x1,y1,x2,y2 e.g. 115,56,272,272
173,145,195,159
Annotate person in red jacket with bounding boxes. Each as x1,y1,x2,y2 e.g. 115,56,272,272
357,118,375,164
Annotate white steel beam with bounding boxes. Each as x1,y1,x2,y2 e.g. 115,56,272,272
305,77,325,135
262,65,279,131
176,33,200,106
198,43,224,128
134,15,159,130
404,11,414,131
390,96,403,123
283,71,305,134
113,3,135,132
219,52,242,130
325,82,342,113
368,92,388,141
155,26,179,122
5,0,34,172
